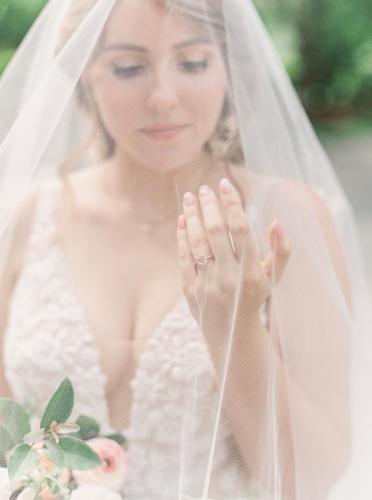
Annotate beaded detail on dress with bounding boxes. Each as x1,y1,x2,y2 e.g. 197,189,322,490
3,188,262,498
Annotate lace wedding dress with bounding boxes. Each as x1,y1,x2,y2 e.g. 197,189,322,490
3,187,262,499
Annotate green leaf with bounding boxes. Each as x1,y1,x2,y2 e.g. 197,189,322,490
45,439,64,467
104,433,126,446
55,423,80,435
20,397,38,419
40,378,74,429
58,436,101,470
8,443,40,481
0,398,31,444
75,415,100,440
50,483,60,495
0,424,14,467
23,429,46,445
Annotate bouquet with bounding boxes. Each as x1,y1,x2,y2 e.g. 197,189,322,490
0,378,127,500
0,378,255,500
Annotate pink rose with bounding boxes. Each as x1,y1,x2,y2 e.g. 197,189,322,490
72,438,127,493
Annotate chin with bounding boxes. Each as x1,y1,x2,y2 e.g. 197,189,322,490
141,157,190,173
129,144,204,173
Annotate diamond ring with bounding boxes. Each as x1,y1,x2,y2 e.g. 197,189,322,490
194,254,215,268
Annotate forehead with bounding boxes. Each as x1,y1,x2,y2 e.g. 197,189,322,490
104,0,210,49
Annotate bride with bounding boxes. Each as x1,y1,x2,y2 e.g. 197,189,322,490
0,0,367,498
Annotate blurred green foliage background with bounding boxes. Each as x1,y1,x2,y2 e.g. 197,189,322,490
0,0,371,135
0,0,44,70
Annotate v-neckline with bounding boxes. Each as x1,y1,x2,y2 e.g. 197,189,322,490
38,187,189,433
55,243,188,433
34,180,263,433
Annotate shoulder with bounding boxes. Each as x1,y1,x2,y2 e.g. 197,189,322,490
5,164,101,263
245,171,333,221
232,167,352,307
11,176,65,237
0,185,41,311
262,175,352,307
232,166,329,215
4,179,59,280
274,177,334,223
0,178,63,356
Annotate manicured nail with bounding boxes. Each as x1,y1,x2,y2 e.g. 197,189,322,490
273,220,285,241
199,185,210,196
220,178,232,194
178,214,186,229
184,192,195,206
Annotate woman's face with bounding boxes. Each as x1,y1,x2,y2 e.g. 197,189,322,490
88,0,227,171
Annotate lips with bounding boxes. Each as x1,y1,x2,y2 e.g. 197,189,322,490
140,123,188,141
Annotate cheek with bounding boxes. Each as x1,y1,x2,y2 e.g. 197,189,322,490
200,79,226,119
92,79,142,140
183,72,226,136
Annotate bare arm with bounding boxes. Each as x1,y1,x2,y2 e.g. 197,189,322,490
0,263,15,398
221,181,352,496
0,189,39,397
177,177,352,498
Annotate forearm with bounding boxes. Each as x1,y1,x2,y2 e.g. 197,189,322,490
203,311,349,497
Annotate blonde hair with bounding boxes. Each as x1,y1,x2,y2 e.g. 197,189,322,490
57,0,244,180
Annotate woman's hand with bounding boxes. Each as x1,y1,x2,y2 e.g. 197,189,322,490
176,177,292,334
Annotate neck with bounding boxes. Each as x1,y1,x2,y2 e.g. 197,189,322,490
102,148,225,224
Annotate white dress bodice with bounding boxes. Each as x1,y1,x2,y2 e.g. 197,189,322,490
4,188,259,499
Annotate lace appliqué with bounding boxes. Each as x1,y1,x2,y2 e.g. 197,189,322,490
4,189,112,432
4,188,262,497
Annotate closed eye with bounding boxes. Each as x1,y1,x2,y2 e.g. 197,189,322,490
179,60,209,74
112,65,145,78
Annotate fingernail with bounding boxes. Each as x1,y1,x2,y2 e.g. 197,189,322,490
199,185,210,196
178,214,186,229
220,178,232,194
274,220,285,241
183,192,195,206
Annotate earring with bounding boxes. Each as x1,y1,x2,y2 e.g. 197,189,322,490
206,95,240,160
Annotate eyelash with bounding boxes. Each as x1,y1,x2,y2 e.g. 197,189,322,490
112,65,144,78
179,59,209,73
111,59,209,79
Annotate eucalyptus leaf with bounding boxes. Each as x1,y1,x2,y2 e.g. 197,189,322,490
58,436,101,470
0,398,31,445
40,378,74,429
104,433,126,445
0,424,14,467
75,415,100,440
50,483,60,495
45,439,64,467
8,443,40,481
23,429,46,445
20,397,38,419
55,423,80,435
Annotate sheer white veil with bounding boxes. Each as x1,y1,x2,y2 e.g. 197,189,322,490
0,0,371,499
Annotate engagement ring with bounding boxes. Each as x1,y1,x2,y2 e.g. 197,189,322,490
194,254,215,268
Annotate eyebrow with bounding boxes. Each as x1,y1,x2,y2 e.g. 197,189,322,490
103,37,212,53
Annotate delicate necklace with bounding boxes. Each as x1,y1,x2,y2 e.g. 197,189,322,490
124,206,177,234
101,167,177,234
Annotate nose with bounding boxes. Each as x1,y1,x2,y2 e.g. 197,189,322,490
146,72,179,113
